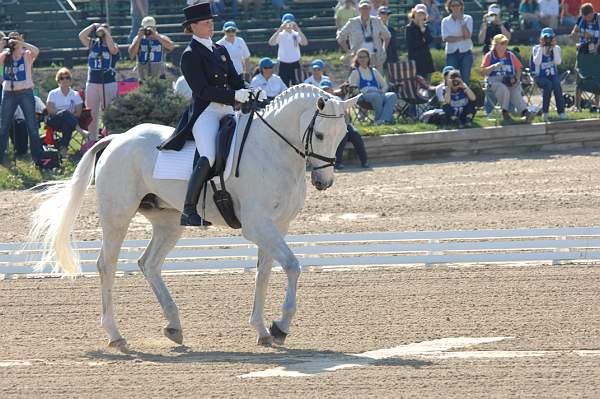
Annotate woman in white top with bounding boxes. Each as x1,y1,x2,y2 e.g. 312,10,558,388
46,67,85,155
250,57,288,104
216,20,251,81
441,0,474,84
268,13,308,87
347,48,397,125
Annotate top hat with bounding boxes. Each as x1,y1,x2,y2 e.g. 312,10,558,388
182,2,215,26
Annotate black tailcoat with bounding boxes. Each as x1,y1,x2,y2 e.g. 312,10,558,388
159,39,244,150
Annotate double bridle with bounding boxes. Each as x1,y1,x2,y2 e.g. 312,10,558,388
254,100,346,171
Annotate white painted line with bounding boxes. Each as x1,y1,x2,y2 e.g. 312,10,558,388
240,336,512,378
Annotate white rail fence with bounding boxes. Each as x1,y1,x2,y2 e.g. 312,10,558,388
2,227,600,277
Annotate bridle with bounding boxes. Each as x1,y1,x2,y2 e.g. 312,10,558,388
254,98,345,170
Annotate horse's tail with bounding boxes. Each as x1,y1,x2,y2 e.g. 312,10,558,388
29,136,116,275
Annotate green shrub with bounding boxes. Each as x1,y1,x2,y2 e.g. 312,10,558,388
103,79,189,134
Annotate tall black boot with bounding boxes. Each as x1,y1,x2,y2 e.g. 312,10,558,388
180,156,213,227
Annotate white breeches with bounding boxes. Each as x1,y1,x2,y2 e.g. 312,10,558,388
192,103,234,167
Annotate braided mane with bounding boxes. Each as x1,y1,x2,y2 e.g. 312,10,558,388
262,83,335,117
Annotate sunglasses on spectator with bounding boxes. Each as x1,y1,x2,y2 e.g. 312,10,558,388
263,67,273,70
357,55,369,59
225,29,236,33
59,76,71,81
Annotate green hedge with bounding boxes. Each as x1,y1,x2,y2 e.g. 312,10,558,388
103,79,189,134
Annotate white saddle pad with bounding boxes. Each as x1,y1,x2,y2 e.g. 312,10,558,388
152,128,238,184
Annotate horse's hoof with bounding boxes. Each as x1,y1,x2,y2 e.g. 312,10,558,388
164,327,184,345
269,321,288,345
108,338,127,351
257,335,274,346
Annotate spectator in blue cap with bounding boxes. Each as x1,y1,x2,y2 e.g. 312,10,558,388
435,66,455,104
217,21,251,81
268,13,309,87
531,27,566,121
250,57,288,105
304,59,331,87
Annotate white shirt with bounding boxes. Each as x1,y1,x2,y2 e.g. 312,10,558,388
216,36,251,75
46,87,83,113
174,75,193,99
250,73,288,98
275,31,302,63
441,14,473,53
15,95,45,120
539,0,559,17
304,74,330,86
193,35,213,52
435,83,446,103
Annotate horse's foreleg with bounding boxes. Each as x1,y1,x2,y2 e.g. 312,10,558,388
244,219,300,345
138,209,184,345
250,248,274,345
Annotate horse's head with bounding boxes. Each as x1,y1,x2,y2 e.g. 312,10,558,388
303,95,360,190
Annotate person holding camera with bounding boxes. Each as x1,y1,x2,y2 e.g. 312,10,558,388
128,16,174,81
347,48,397,125
478,4,512,55
531,28,566,120
157,3,258,227
441,0,474,84
79,23,120,143
268,13,308,87
46,68,85,156
442,69,476,127
406,4,435,80
0,31,43,165
571,3,600,54
481,34,534,122
216,21,251,82
337,0,391,71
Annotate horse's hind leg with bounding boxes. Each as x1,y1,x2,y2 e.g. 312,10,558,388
97,216,133,348
138,209,184,345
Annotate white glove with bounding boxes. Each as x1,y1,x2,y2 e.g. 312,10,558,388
235,89,251,103
257,90,267,102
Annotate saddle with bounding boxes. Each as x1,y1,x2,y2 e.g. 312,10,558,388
198,115,241,229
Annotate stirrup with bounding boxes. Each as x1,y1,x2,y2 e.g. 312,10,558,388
180,209,212,227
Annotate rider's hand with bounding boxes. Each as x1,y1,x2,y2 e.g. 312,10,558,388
256,90,267,102
235,89,251,103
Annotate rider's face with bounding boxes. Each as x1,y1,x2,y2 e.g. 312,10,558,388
191,19,214,39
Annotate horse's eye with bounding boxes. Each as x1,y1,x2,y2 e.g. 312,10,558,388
315,132,324,140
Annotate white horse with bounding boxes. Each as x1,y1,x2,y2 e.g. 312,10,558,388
30,84,359,347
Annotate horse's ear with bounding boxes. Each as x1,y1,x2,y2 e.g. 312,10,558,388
317,96,326,111
342,95,361,112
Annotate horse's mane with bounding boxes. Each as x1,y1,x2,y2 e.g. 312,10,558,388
262,83,335,117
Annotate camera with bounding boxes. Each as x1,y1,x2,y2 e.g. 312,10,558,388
144,27,153,36
3,37,16,53
486,15,495,24
502,75,515,87
89,25,106,40
452,79,461,87
542,37,552,47
364,36,373,43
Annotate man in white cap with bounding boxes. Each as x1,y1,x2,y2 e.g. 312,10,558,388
337,0,390,70
128,16,174,81
478,4,511,55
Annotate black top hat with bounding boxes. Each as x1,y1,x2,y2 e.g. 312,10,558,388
182,2,215,26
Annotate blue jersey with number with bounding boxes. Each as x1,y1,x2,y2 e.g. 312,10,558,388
138,38,163,64
488,50,515,78
530,45,557,78
449,89,469,116
87,39,120,84
2,55,27,82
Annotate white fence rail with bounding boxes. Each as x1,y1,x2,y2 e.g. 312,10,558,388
2,227,600,277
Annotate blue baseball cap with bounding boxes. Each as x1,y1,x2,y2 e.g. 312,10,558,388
311,59,324,70
319,79,333,89
223,21,238,31
442,66,455,76
281,13,295,23
540,27,555,38
259,57,274,69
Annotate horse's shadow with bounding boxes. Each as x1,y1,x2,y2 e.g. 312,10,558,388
85,345,432,375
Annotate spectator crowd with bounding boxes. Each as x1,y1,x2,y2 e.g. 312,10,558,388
1,0,599,169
